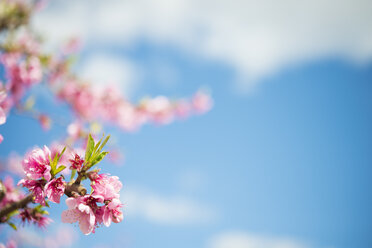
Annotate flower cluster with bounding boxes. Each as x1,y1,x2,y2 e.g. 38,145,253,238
18,146,64,205
61,174,123,234
0,0,212,239
12,134,123,234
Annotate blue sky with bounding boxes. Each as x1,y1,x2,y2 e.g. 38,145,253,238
1,1,372,248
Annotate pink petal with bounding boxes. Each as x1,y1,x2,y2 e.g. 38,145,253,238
0,108,6,125
78,203,90,214
61,209,80,223
65,197,78,209
103,208,111,227
79,214,94,235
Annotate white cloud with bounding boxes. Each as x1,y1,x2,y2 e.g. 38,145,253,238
122,186,217,225
34,0,372,91
79,53,139,97
207,231,310,248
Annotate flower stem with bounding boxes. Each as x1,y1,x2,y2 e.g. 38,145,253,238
0,194,34,222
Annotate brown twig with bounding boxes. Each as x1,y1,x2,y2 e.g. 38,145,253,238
0,194,34,222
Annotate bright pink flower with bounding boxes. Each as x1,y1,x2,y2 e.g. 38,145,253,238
98,198,123,227
18,179,46,205
61,195,104,235
22,146,51,181
44,177,65,203
19,208,52,229
69,154,84,171
91,174,122,200
0,135,3,144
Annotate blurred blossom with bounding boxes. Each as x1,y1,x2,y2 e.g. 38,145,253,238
38,114,52,131
192,91,213,114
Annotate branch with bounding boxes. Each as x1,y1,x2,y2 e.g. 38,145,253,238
0,194,34,222
64,181,87,197
0,180,5,203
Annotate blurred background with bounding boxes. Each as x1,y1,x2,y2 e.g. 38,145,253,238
1,0,372,247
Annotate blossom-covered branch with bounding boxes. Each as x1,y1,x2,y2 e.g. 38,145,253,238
0,134,123,235
0,0,213,244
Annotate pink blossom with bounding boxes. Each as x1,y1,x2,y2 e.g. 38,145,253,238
0,240,17,248
142,96,174,124
22,146,51,181
17,33,40,55
62,37,81,55
0,176,24,208
44,177,65,203
61,195,103,235
69,153,84,171
91,174,122,200
18,179,46,205
192,91,213,114
6,152,24,177
38,114,51,131
0,90,7,125
19,56,42,86
98,198,123,227
34,213,52,229
174,100,191,119
0,88,8,143
67,121,83,140
19,208,52,228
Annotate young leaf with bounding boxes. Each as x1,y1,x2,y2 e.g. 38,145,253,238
85,134,95,162
70,169,77,181
93,134,104,154
8,222,17,230
55,165,66,175
59,146,67,159
50,146,66,176
97,135,110,154
90,151,109,167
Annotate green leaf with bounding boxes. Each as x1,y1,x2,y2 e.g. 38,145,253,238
8,222,17,230
45,201,50,208
90,151,109,167
50,146,67,177
7,210,19,218
97,135,110,154
93,134,103,153
34,205,43,212
70,169,76,181
55,165,66,175
50,156,58,176
41,210,49,215
59,146,66,158
85,134,95,162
